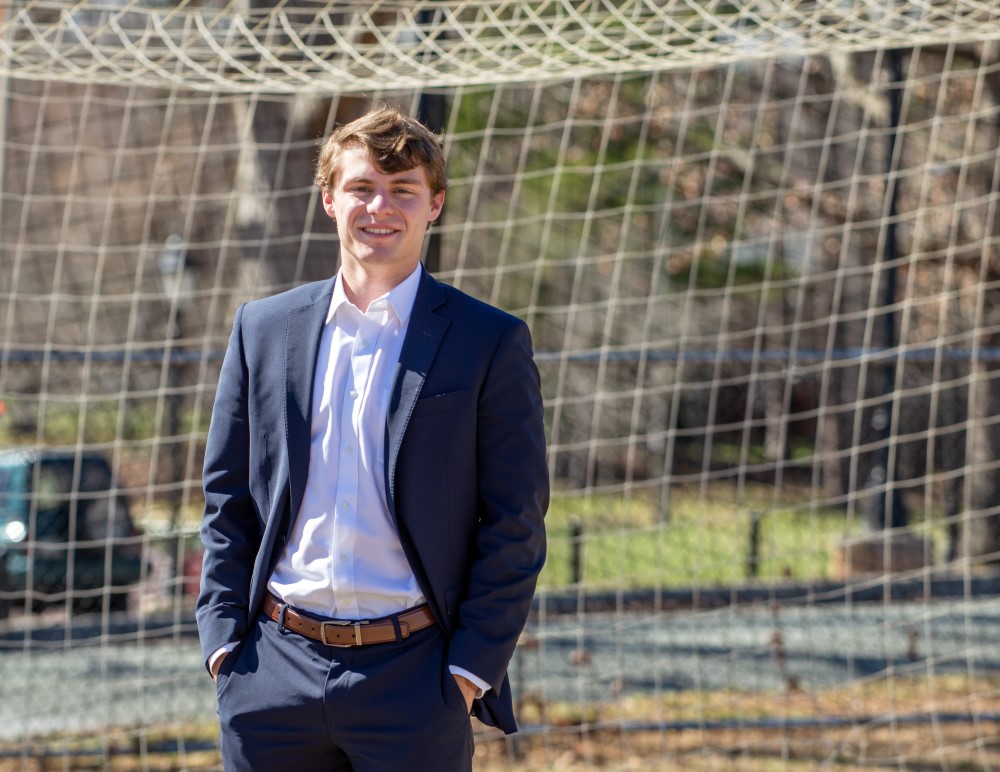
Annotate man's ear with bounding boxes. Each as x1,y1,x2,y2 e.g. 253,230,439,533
429,190,445,222
322,190,336,220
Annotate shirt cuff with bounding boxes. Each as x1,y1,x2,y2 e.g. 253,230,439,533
208,642,238,674
448,665,490,699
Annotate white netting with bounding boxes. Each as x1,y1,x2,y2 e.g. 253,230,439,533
3,1,1000,768
1,1,999,93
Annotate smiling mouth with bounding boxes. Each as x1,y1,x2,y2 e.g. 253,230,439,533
363,227,396,236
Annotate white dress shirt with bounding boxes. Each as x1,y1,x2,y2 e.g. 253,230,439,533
267,266,424,618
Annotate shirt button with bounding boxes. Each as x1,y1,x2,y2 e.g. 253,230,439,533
349,389,358,398
360,339,369,348
344,446,353,455
341,501,350,510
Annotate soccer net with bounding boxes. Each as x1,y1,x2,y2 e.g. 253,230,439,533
2,1,1000,768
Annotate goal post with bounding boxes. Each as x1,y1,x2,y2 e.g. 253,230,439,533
2,1,1000,767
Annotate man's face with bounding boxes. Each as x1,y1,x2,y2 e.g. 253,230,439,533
323,146,445,282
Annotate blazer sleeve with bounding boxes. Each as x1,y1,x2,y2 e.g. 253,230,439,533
447,318,549,691
195,304,261,666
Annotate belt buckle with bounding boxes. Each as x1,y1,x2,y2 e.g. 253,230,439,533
320,619,366,647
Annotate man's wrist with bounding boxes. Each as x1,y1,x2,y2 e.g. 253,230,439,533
451,673,478,713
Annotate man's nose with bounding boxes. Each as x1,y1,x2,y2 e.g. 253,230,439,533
368,192,392,214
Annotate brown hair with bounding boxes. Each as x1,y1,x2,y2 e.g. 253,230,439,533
314,103,447,195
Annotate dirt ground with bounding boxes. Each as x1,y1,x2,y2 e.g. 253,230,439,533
469,675,1000,769
3,676,999,771
473,722,1000,770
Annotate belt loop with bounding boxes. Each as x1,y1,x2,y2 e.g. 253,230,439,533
390,614,403,642
276,602,289,635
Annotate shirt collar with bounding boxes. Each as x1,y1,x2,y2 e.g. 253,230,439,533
327,263,423,325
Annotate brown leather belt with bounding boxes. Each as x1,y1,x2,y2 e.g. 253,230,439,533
263,593,437,648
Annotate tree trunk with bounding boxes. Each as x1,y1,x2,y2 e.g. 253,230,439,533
963,355,1000,562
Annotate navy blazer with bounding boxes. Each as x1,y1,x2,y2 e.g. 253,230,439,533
196,268,549,733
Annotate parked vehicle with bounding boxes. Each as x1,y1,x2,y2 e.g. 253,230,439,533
0,449,146,614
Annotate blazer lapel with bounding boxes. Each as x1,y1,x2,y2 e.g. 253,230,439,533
284,277,335,527
385,270,450,516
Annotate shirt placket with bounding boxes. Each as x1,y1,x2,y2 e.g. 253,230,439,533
330,307,382,618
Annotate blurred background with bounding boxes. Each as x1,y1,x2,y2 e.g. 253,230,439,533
2,1,1000,768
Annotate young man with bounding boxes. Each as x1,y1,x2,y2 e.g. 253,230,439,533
196,104,549,770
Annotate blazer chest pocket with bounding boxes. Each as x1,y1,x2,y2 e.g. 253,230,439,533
410,388,475,419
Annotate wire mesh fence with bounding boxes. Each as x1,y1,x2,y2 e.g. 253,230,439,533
2,2,1000,768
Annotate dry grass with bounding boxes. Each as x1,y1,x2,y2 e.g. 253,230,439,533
2,675,998,770
475,722,1000,771
474,675,1000,770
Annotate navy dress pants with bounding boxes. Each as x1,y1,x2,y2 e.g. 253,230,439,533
215,613,475,771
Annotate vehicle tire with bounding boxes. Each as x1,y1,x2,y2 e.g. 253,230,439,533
108,589,130,613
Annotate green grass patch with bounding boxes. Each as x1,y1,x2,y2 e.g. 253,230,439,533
539,484,890,590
